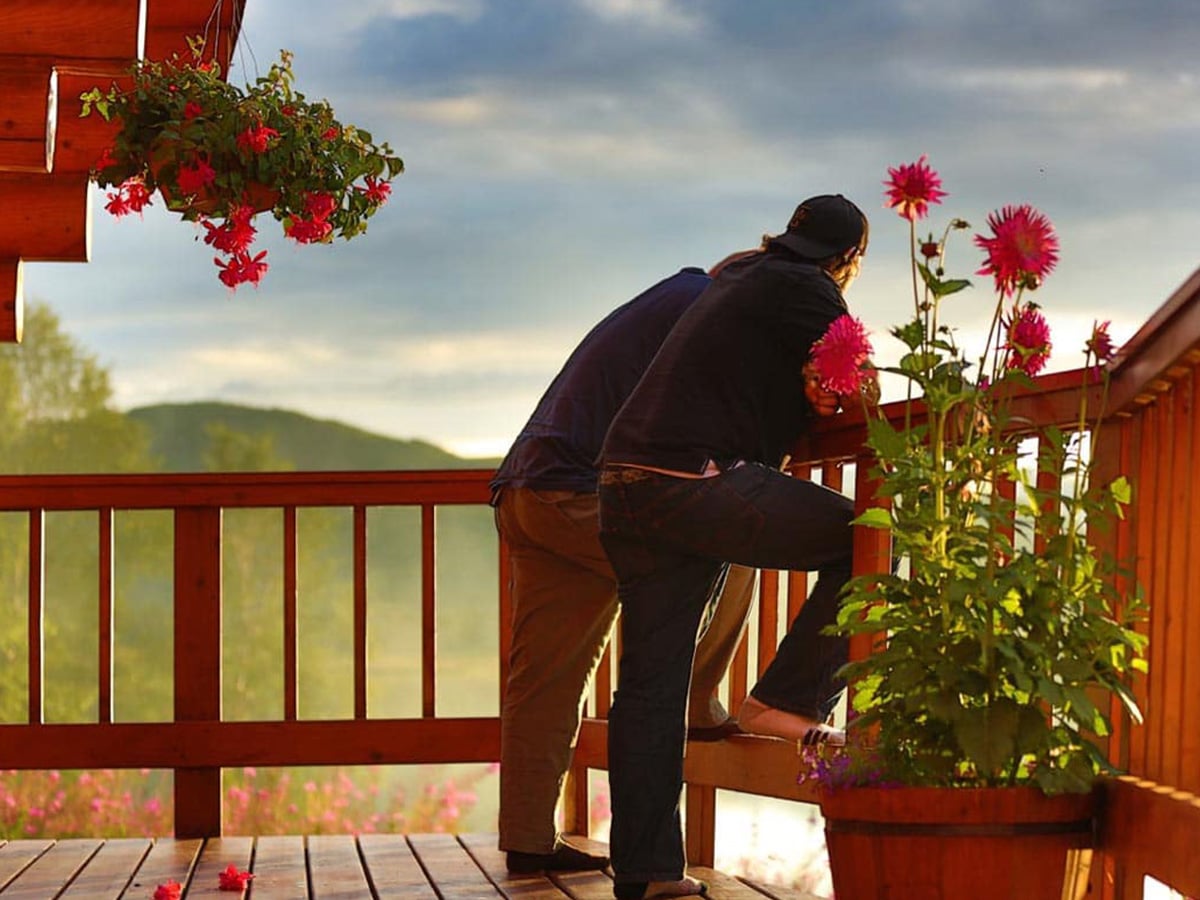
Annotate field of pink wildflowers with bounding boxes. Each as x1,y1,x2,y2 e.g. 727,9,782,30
0,763,498,839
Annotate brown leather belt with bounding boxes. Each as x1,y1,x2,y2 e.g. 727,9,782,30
598,466,658,485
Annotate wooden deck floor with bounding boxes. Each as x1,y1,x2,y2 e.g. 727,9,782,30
0,833,816,899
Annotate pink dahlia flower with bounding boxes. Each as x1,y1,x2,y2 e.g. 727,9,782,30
883,155,947,222
974,204,1059,297
810,314,874,395
1004,303,1052,376
1086,319,1115,364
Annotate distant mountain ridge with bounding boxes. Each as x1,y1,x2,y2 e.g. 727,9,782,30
128,402,501,472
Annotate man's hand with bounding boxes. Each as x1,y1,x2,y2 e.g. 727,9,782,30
844,365,882,408
803,364,841,417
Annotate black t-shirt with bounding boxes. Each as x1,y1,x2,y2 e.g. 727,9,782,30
490,267,712,498
599,249,847,473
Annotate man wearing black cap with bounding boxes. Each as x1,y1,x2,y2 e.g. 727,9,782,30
596,194,869,900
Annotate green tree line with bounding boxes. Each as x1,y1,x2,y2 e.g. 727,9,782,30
0,304,500,728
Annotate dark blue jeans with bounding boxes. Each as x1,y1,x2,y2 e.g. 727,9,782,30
597,463,853,883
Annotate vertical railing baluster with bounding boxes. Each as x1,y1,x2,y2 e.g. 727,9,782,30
755,570,778,681
787,461,815,626
421,503,436,718
353,505,368,720
1160,373,1194,790
498,532,512,713
98,507,114,724
1178,368,1200,798
1148,398,1174,782
848,455,889,667
729,596,749,712
174,505,223,838
27,508,43,724
283,506,298,721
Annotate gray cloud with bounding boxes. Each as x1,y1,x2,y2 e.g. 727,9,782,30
24,0,1200,455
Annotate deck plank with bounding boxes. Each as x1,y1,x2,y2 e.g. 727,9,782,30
458,832,574,899
0,840,53,891
0,833,803,900
688,867,791,900
1,838,101,899
247,835,308,900
546,869,616,900
408,834,500,899
121,837,203,898
358,834,435,898
59,838,151,899
184,836,255,899
308,834,373,900
737,876,824,900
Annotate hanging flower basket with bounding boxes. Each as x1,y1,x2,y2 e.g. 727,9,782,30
148,139,280,216
81,37,404,289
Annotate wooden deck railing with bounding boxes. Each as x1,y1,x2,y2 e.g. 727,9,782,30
2,269,1199,898
0,471,505,838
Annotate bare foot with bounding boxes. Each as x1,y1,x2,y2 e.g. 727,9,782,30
614,876,708,899
737,695,845,746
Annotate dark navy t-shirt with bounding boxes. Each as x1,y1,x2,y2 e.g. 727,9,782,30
490,267,711,499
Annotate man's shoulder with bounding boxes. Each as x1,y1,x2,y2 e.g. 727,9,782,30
721,255,843,305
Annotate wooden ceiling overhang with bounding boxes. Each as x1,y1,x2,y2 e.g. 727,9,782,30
0,0,246,342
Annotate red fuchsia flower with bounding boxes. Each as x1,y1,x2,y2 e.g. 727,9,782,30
357,175,392,205
1086,319,1115,364
153,881,183,900
236,123,280,155
810,314,874,395
974,203,1059,298
177,157,217,195
303,191,338,221
286,217,334,244
104,177,153,217
883,155,947,222
215,250,269,289
217,862,255,891
94,146,117,171
202,204,258,255
183,100,203,120
1003,303,1052,376
321,126,341,140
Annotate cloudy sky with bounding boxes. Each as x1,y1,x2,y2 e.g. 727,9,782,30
25,0,1200,458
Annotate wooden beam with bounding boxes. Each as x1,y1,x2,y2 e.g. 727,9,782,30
146,0,245,69
0,259,23,343
0,1,142,60
52,65,130,174
0,60,56,174
0,172,92,262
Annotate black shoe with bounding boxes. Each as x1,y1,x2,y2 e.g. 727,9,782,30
614,879,709,899
506,842,609,874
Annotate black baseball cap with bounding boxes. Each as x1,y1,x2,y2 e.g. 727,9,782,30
772,194,866,260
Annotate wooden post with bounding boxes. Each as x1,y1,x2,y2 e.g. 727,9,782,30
562,764,589,837
684,783,716,867
173,506,222,837
1,259,22,343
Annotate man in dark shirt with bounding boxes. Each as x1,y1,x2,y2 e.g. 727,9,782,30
597,194,869,899
490,252,760,874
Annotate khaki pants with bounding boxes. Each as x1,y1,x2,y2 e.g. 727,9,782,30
496,487,754,853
